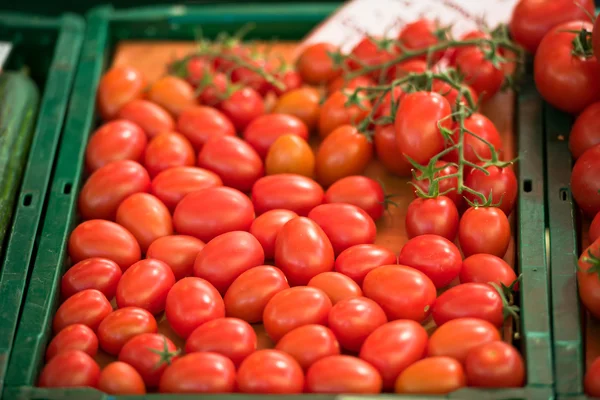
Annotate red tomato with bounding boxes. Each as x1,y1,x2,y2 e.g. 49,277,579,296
570,102,600,159
98,362,146,395
591,212,600,243
359,320,428,390
595,15,600,60
465,341,525,387
432,283,505,327
213,42,251,71
237,350,304,394
271,69,303,96
397,19,443,61
465,165,518,214
334,244,397,285
275,325,340,370
159,352,235,393
405,196,459,241
197,135,264,192
319,90,371,138
243,113,309,159
585,357,600,396
97,66,146,121
143,132,195,178
218,87,265,132
395,356,466,394
412,161,462,208
85,120,147,172
534,21,600,114
117,99,175,138
374,124,413,176
147,75,196,117
306,355,383,394
373,86,404,120
326,75,375,96
571,144,600,217
151,166,222,211
46,324,98,361
445,113,503,165
455,47,504,101
448,30,490,65
274,217,335,286
252,174,324,216
165,277,225,338
118,333,179,389
428,318,501,363
250,209,298,259
53,289,111,333
459,207,511,257
308,272,362,305
460,254,518,288
176,106,235,150
296,42,341,85
116,259,175,314
347,36,397,80
173,187,255,242
68,220,141,271
386,59,428,84
263,286,332,341
230,58,272,93
328,296,387,352
577,239,600,319
185,318,256,366
146,235,204,280
61,258,121,300
38,350,100,388
97,307,158,355
79,160,150,220
431,80,479,110
198,72,228,106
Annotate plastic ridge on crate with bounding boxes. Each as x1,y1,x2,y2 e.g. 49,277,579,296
1,4,553,400
0,11,84,395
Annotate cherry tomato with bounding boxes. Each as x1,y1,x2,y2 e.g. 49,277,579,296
315,125,373,187
97,307,158,355
595,15,600,60
146,235,204,280
397,19,444,62
213,42,251,71
308,272,362,305
143,131,195,177
243,113,309,159
405,196,459,241
185,318,257,366
79,160,151,220
319,90,371,138
445,113,503,165
431,80,479,110
249,209,298,259
147,75,196,117
395,356,466,394
328,296,387,352
224,265,290,323
117,99,175,138
275,325,340,370
98,362,146,395
116,259,175,314
570,102,600,159
325,176,386,220
327,75,375,96
433,283,506,327
460,254,518,288
197,135,264,192
61,258,121,300
386,59,428,84
151,166,222,211
68,220,141,271
334,244,397,285
237,350,305,394
347,36,397,80
266,134,315,177
571,144,600,217
116,193,172,252
307,355,383,394
359,320,428,390
296,42,341,85
218,87,265,132
85,120,147,172
459,206,511,258
448,30,490,65
465,341,525,387
412,161,461,208
577,239,600,319
273,87,321,131
198,72,228,106
373,86,405,120
159,352,235,394
176,106,236,150
271,69,303,96
465,164,518,214
173,187,255,242
455,47,504,101
97,66,146,121
38,350,100,388
590,212,600,243
53,289,112,333
231,58,272,94
585,356,600,397
252,174,324,216
374,124,413,176
46,324,98,361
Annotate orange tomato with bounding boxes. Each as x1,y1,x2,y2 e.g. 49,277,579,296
296,43,341,85
97,66,146,121
143,132,195,178
395,357,467,394
318,91,371,138
273,87,321,132
265,134,315,177
147,76,196,117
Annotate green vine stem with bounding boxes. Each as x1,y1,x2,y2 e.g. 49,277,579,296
490,281,521,340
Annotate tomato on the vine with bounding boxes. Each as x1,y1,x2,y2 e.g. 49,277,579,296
97,66,146,121
405,196,459,241
327,75,375,96
571,144,600,217
395,356,466,394
85,120,147,172
275,325,340,370
319,90,371,138
455,47,504,101
306,355,383,394
328,296,387,352
386,59,427,83
464,164,518,215
459,206,511,258
465,341,525,388
412,161,461,208
296,42,341,85
347,36,397,80
445,113,503,165
334,244,397,285
397,19,445,62
252,174,324,216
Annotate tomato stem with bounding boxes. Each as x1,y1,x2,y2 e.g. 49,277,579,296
490,281,521,341
147,337,181,370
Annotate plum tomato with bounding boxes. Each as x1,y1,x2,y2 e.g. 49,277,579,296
275,325,340,370
465,341,525,387
151,166,222,211
117,99,175,138
97,66,146,121
374,124,413,176
265,134,315,177
405,196,459,241
218,87,265,132
236,350,304,394
85,120,147,172
61,257,122,300
116,259,175,314
252,174,324,216
318,90,371,139
455,47,504,101
38,350,100,388
585,356,600,397
46,324,98,361
445,113,503,165
334,244,397,285
412,161,461,208
577,238,600,319
198,72,228,106
464,164,518,215
459,206,511,258
308,272,362,305
98,361,146,395
397,19,444,62
386,59,428,84
395,356,466,394
143,132,195,178
590,212,600,243
159,352,236,394
328,296,387,352
569,102,600,159
272,87,321,131
347,36,397,80
460,253,518,288
432,283,507,327
325,176,386,220
373,86,404,120
249,209,298,259
327,75,375,96
176,106,236,150
97,307,158,355
431,80,479,110
53,289,112,333
296,42,341,85
146,235,205,280
270,69,303,96
147,75,196,117
306,355,383,394
243,113,309,159
571,144,600,217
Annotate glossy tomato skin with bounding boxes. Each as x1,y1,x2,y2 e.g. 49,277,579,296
397,19,442,61
432,283,504,327
275,324,340,370
465,165,518,215
53,289,112,333
147,75,196,117
334,244,397,285
395,356,466,394
412,161,461,208
459,207,511,258
570,102,600,159
116,259,175,314
308,272,362,305
97,307,158,355
327,75,375,96
85,120,147,172
218,87,265,132
374,124,413,176
577,238,600,319
265,134,315,177
362,265,436,322
198,72,228,106
306,355,383,394
38,350,100,388
68,220,141,271
590,212,600,243
386,59,428,84
117,99,175,138
460,254,518,288
151,166,222,211
79,160,151,221
243,113,309,159
273,87,321,131
98,362,146,395
432,80,479,110
173,187,255,242
585,357,600,396
328,296,387,352
143,132,195,178
296,42,341,84
97,66,146,121
236,350,305,394
465,341,525,387
359,320,428,390
46,324,98,361
571,144,600,217
146,235,205,280
319,90,371,138
159,352,236,394
250,209,298,259
347,36,397,80
595,15,600,60
455,48,504,101
445,113,503,165
374,86,405,120
61,258,122,300
274,217,335,286
405,196,459,241
252,174,324,217
176,106,236,150
325,176,385,220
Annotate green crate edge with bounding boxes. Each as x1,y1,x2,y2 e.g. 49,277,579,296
3,4,554,400
0,10,84,394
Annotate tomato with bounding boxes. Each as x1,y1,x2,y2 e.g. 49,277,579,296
252,174,324,216
38,350,100,388
61,258,121,300
224,265,290,323
395,356,466,394
327,75,375,96
397,19,443,62
297,42,341,85
273,87,321,131
395,91,452,165
98,362,146,395
176,106,236,150
243,114,309,159
459,206,511,257
306,355,382,394
231,58,272,93
249,210,296,260
373,86,405,120
265,134,315,177
143,132,195,177
585,357,600,396
328,296,387,352
197,135,264,192
455,47,504,101
509,0,595,53
595,15,600,60
534,21,600,114
263,286,332,341
319,90,371,138
359,320,428,390
173,187,255,242
386,59,428,84
53,289,111,333
218,87,265,132
405,196,459,241
334,244,397,285
85,120,147,172
151,166,222,211
570,102,600,159
146,235,204,280
274,217,335,286
46,324,98,361
97,307,158,355
79,160,151,220
374,124,413,176
118,333,179,389
315,125,373,187
117,99,175,138
147,75,197,117
412,161,461,208
445,113,503,165
116,193,172,252
116,259,175,314
460,253,518,288
324,176,384,220
97,66,146,121
271,69,303,97
591,212,600,243
68,220,141,271
275,325,340,370
465,164,517,214
185,318,256,366
432,283,506,327
571,144,600,217
237,350,304,394
159,352,235,393
308,272,362,305
198,72,229,106
465,341,525,387
577,239,600,319
448,30,490,65
213,43,251,71
347,36,397,80
431,80,479,110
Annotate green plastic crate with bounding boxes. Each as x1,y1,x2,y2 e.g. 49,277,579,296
0,11,84,393
2,4,554,400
